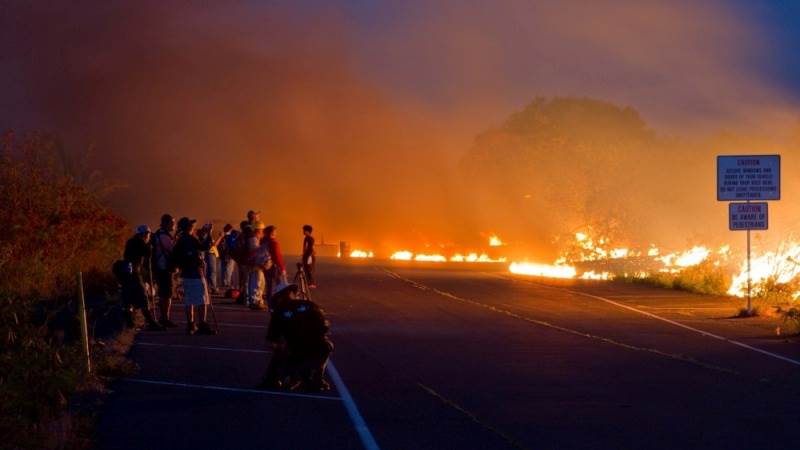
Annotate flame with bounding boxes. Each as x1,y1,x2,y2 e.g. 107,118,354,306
728,241,800,298
509,262,576,279
657,246,710,268
488,235,504,247
390,250,413,261
414,253,448,262
580,270,612,280
350,250,374,258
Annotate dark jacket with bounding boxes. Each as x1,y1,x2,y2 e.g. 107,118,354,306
267,300,330,352
124,235,151,275
172,233,211,279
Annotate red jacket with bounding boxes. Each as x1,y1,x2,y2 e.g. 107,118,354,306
268,237,285,273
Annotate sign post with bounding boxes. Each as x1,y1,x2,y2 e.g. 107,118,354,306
717,155,780,315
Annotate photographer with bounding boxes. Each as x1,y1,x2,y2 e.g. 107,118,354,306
121,225,164,331
258,283,332,392
172,217,216,335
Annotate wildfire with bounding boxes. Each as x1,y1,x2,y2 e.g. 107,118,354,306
451,253,507,263
414,254,448,262
350,250,374,258
657,246,710,269
390,251,414,261
728,241,800,298
508,262,577,279
489,234,504,247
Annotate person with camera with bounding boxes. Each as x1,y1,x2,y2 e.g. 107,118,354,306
258,282,333,392
152,214,178,328
247,221,270,310
265,225,286,301
172,217,216,335
121,225,164,331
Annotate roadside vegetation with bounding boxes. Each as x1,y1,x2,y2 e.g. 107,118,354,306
0,131,132,449
620,261,730,296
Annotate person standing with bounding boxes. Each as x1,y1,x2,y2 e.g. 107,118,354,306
172,217,216,335
219,224,238,289
247,221,268,310
197,224,223,296
152,214,178,327
122,225,164,331
265,225,286,301
302,224,317,288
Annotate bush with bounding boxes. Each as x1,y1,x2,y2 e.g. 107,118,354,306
624,261,729,296
0,131,127,448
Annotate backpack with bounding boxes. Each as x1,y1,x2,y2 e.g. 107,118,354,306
230,234,251,265
151,230,177,272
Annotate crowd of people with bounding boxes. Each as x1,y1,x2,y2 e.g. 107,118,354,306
115,210,332,392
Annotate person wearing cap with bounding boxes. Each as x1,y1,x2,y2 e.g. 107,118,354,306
172,217,216,335
258,282,332,392
152,214,178,328
246,210,260,226
121,225,164,331
247,221,269,310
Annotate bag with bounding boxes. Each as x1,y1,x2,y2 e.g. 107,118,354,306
152,230,177,272
230,235,250,265
112,259,130,283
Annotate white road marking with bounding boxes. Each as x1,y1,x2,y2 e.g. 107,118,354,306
569,289,800,367
137,342,270,354
123,378,341,401
495,272,800,368
327,361,381,450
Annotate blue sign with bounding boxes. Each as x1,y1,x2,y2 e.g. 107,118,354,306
717,155,780,201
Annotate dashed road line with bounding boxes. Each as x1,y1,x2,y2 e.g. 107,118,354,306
418,383,529,450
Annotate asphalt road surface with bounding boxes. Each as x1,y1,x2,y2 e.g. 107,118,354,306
96,259,800,450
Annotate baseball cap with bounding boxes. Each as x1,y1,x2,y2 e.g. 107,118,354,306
177,217,197,230
136,225,152,234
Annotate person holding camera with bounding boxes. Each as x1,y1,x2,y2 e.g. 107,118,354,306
172,217,216,335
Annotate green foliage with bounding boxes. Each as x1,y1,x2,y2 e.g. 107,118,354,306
0,131,127,448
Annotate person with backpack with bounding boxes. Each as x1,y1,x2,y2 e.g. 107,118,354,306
172,217,216,335
258,282,332,392
197,224,224,296
120,225,164,331
232,220,253,305
151,214,178,328
265,225,287,301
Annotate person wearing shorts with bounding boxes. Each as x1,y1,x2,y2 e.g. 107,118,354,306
173,217,216,335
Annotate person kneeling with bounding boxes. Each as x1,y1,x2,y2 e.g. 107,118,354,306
259,283,333,392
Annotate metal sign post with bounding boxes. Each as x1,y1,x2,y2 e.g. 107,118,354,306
717,155,779,316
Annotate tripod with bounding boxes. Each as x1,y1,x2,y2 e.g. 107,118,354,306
293,262,312,301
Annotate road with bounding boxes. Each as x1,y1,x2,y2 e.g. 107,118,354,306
96,259,800,450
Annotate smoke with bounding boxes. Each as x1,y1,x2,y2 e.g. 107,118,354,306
1,1,798,257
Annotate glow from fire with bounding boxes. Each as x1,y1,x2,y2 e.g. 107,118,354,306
414,254,448,262
489,235,504,247
728,241,800,298
390,251,413,261
508,262,577,279
580,270,612,280
350,250,374,258
657,246,710,268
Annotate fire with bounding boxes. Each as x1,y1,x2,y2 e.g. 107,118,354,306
489,234,504,247
728,241,800,298
580,270,612,280
657,246,710,268
390,251,413,261
414,254,448,262
508,262,577,279
350,250,374,258
451,253,507,263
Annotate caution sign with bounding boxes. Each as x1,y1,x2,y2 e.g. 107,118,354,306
729,202,768,231
717,155,780,201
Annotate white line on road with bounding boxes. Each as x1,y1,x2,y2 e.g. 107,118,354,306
123,378,341,401
327,361,381,450
136,342,270,354
493,272,800,368
569,290,800,367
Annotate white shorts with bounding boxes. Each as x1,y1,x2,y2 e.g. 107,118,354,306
182,277,209,305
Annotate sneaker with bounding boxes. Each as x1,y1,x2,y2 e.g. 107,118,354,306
186,322,198,335
195,322,217,335
248,303,267,311
146,322,166,331
159,319,178,328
